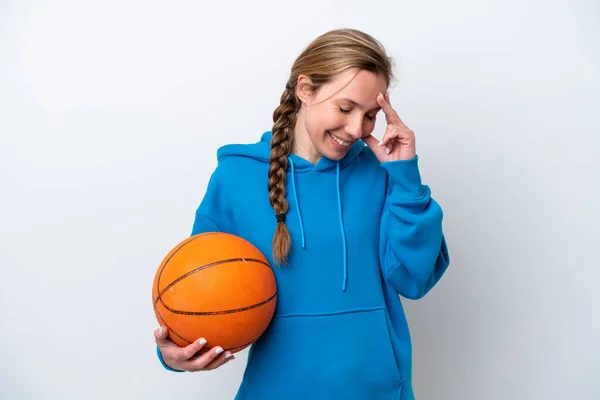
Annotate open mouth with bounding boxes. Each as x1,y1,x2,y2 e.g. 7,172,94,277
328,131,352,148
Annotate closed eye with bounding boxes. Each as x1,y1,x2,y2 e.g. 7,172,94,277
338,107,377,121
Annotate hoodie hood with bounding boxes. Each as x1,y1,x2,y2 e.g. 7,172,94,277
217,130,367,173
216,130,368,291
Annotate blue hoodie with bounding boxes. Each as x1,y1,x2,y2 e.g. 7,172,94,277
157,130,450,400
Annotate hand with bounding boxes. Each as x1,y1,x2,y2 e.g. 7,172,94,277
363,92,416,162
154,326,235,372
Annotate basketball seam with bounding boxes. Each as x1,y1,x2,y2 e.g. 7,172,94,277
154,257,270,308
156,295,276,350
153,234,274,350
161,291,277,315
155,233,218,309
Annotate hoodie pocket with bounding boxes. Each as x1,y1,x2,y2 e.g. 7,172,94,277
240,307,402,400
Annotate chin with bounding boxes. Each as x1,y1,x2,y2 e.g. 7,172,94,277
325,152,345,161
321,146,349,161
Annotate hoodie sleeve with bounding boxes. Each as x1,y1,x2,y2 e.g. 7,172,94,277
379,155,450,300
157,162,235,373
190,161,236,236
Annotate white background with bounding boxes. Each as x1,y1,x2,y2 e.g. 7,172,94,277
1,0,599,399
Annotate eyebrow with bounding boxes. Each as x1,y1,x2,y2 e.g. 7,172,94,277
337,97,381,112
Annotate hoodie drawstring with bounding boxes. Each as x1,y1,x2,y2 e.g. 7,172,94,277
336,161,348,292
289,160,306,249
288,158,347,292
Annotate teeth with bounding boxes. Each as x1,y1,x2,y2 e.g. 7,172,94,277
329,132,351,147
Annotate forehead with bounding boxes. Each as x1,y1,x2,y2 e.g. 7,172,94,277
322,69,387,109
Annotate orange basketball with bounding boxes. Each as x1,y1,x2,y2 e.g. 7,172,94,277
152,232,277,354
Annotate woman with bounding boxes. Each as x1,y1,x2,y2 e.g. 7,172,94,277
154,28,450,400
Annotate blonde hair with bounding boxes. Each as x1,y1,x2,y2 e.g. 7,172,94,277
268,28,396,265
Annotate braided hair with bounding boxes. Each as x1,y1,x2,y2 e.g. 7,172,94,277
268,82,297,265
267,28,395,265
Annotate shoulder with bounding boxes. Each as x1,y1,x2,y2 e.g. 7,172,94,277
206,142,269,190
216,132,271,164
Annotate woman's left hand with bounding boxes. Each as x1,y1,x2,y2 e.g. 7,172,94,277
363,92,416,162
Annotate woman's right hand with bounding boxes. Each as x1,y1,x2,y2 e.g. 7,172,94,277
154,326,235,372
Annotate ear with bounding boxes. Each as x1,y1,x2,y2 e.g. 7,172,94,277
296,74,314,105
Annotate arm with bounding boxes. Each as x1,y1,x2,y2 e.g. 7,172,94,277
189,162,235,236
157,162,234,372
379,155,450,300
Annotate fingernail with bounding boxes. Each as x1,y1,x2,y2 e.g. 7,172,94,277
215,346,224,354
379,92,384,99
386,147,390,155
378,140,383,146
198,338,207,346
159,326,164,336
225,352,233,359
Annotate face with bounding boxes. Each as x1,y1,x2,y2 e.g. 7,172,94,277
294,68,387,163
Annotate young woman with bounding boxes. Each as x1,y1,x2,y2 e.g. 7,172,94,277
154,28,450,400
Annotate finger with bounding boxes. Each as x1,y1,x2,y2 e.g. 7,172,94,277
204,350,235,371
376,92,397,121
382,138,394,154
384,92,394,128
182,337,208,360
362,135,389,159
154,326,172,347
379,129,398,148
185,346,227,372
377,92,403,125
364,131,392,154
362,134,378,148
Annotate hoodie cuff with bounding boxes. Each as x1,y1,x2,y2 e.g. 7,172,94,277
157,345,185,372
380,155,426,199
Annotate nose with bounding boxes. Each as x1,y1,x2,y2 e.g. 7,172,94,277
345,115,363,140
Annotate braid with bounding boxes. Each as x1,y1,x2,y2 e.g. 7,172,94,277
268,84,298,265
265,28,395,264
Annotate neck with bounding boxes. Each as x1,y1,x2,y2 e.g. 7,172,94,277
291,117,321,165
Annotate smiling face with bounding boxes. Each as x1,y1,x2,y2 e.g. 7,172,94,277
293,68,388,164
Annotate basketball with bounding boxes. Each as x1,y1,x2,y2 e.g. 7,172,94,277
152,232,277,354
